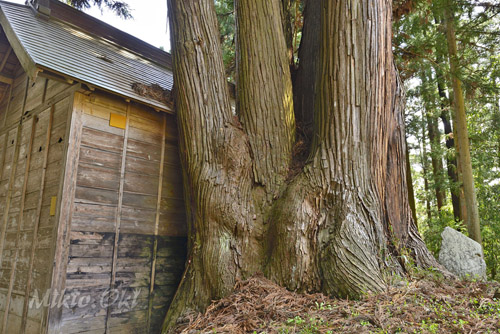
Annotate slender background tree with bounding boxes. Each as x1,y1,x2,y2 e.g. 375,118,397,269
394,0,500,276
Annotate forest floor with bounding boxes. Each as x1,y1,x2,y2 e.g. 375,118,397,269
173,270,500,334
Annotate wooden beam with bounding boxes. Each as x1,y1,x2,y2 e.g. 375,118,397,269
46,91,84,333
0,124,21,269
104,102,131,332
38,68,172,114
37,70,66,84
0,133,8,243
23,82,81,117
82,83,95,92
42,78,49,103
0,74,13,85
0,83,12,127
0,47,12,73
2,84,12,128
0,132,8,191
147,114,167,331
37,69,75,86
0,87,7,106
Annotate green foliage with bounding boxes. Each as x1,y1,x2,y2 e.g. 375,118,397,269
394,0,500,280
214,0,235,81
469,98,500,279
421,210,464,256
278,315,329,333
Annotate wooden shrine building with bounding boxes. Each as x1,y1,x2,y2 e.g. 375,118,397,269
0,0,187,333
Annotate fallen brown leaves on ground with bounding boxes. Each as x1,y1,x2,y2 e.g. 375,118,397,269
172,272,500,334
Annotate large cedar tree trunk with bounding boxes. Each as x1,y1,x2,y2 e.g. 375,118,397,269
163,0,442,331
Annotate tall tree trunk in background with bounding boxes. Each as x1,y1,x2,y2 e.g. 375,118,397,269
495,94,500,177
436,78,462,221
293,0,321,133
421,118,433,222
421,70,446,212
453,113,469,225
280,0,295,63
444,0,482,244
163,0,444,331
433,17,461,221
406,144,419,225
426,113,446,211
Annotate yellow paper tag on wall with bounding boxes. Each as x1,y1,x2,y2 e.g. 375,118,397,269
109,113,127,129
50,196,57,216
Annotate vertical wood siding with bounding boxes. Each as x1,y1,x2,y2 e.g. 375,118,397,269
0,73,186,334
0,69,74,334
55,92,186,334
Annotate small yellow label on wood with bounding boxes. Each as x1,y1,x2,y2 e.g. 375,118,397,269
50,196,57,216
109,113,127,129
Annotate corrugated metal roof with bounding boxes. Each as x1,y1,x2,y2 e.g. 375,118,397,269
0,1,173,111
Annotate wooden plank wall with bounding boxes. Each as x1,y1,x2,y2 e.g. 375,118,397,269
57,91,186,334
0,66,75,334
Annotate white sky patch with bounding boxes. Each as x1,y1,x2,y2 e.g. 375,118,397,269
489,179,500,187
5,0,170,50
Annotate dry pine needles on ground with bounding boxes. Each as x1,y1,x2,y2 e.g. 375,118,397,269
173,273,500,334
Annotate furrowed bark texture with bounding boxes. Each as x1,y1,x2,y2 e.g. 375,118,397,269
385,73,438,269
164,0,295,328
163,0,443,330
236,0,296,198
163,0,259,328
266,0,439,298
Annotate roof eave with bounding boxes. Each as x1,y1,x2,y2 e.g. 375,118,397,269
0,6,38,80
0,3,174,114
36,66,174,114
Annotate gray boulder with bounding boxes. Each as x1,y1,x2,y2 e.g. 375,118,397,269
438,227,486,280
